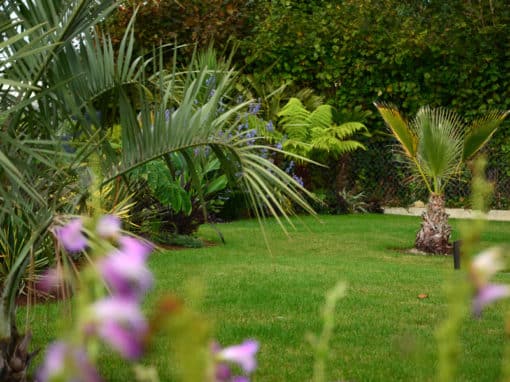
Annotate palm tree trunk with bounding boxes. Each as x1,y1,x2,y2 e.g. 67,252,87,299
415,193,452,254
0,328,35,382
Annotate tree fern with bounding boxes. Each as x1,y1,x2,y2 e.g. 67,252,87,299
277,98,311,142
308,104,333,130
278,97,366,160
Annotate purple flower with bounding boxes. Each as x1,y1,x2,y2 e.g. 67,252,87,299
285,160,295,173
90,297,148,359
217,340,259,374
36,267,66,294
205,75,216,87
120,235,152,258
37,341,101,382
248,102,261,115
470,247,510,317
266,120,274,132
292,174,304,187
99,236,153,298
55,219,87,252
96,215,121,239
215,363,232,381
97,321,145,360
473,283,510,318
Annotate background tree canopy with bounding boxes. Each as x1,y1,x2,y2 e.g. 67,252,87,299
105,0,510,208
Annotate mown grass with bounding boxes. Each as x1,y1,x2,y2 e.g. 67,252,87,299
21,214,510,381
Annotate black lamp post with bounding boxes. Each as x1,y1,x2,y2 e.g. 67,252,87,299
453,240,461,270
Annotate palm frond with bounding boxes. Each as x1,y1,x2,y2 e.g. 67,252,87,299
0,213,52,338
374,102,417,158
463,110,510,161
413,106,464,192
4,0,116,89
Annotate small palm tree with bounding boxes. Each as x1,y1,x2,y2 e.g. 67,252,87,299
375,102,509,254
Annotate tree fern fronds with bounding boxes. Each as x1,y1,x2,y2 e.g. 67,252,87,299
282,139,313,158
278,97,311,140
327,122,367,140
308,105,333,130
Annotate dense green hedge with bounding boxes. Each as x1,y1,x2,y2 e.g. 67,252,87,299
104,0,510,208
243,0,510,208
245,1,510,116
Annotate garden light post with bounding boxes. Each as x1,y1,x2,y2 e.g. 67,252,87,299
453,240,461,270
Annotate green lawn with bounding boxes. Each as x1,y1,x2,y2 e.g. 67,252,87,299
22,214,510,381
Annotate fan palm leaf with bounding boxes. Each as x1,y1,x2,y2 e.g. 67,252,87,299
374,102,418,158
463,110,510,161
413,107,464,193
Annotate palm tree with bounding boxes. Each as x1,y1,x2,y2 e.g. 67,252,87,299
0,1,316,379
375,102,509,254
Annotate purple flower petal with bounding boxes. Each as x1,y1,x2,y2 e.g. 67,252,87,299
37,341,67,380
36,267,64,293
215,363,232,381
96,215,121,239
90,297,148,359
119,236,153,259
232,377,250,382
218,340,259,374
37,341,101,382
473,283,510,317
55,219,87,252
97,320,145,360
99,237,153,298
91,297,147,331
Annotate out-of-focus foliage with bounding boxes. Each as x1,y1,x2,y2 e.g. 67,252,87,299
102,0,257,60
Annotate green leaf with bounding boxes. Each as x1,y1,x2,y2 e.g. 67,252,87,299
463,110,510,161
374,102,417,159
